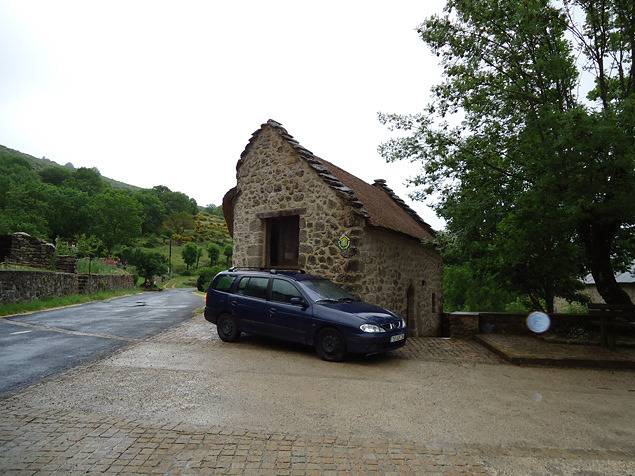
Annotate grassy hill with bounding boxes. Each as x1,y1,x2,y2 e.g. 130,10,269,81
0,144,140,191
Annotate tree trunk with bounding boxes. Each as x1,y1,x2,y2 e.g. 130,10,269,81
580,221,633,306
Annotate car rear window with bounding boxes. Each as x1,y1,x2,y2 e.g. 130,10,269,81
212,275,234,292
271,279,302,304
238,277,269,299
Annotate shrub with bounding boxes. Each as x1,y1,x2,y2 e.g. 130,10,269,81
196,265,225,292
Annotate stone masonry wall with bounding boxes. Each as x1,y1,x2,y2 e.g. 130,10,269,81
78,274,134,294
0,271,78,304
231,125,443,336
1,233,56,269
0,271,135,304
355,227,443,336
233,126,360,278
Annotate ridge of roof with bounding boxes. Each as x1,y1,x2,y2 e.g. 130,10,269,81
235,119,435,241
238,120,369,218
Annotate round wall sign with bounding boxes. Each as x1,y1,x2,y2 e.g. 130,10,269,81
526,311,551,334
337,234,351,251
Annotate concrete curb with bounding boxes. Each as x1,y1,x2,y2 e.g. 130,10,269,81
475,335,635,370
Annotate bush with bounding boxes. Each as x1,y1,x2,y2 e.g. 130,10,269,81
196,265,225,292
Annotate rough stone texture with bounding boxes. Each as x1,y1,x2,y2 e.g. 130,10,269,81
78,274,134,294
0,271,134,304
54,255,77,274
231,124,443,335
0,232,56,269
0,271,78,304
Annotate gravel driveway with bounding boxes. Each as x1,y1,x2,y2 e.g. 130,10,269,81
1,304,634,474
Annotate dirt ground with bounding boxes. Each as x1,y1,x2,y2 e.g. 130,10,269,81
2,314,635,474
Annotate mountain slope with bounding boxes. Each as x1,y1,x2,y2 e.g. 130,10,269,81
0,144,141,191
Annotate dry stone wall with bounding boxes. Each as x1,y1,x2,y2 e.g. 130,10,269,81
0,271,135,304
0,233,56,269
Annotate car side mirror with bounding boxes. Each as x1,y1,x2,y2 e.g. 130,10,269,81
290,297,307,307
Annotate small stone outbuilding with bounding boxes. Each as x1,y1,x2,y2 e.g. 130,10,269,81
223,120,442,336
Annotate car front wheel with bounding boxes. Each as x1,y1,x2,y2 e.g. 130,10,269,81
316,328,346,362
217,314,240,342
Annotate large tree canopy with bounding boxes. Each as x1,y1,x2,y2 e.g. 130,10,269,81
380,0,634,310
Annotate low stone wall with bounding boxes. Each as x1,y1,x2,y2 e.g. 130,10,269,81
78,274,134,294
0,270,135,304
0,270,78,304
444,311,594,337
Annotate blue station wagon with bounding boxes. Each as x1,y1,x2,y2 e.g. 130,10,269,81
204,268,407,361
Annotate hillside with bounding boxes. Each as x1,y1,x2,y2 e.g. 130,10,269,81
0,144,140,191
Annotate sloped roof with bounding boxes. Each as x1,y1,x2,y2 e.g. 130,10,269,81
225,119,435,241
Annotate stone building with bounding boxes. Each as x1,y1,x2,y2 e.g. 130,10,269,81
223,120,442,336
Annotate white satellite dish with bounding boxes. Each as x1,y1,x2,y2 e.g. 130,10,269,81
526,311,551,334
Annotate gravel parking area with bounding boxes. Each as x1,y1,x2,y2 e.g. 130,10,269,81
1,314,634,475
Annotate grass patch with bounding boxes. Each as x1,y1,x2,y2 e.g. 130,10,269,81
0,288,139,317
162,275,197,289
76,258,128,275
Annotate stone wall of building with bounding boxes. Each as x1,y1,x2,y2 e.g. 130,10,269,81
355,227,443,336
0,270,135,304
233,126,359,277
231,126,443,336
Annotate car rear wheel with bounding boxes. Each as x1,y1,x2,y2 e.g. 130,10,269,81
217,314,240,342
316,328,346,362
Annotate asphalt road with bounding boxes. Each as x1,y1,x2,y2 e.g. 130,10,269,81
0,288,203,396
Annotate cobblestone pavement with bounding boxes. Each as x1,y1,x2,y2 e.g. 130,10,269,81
149,317,505,365
2,316,634,475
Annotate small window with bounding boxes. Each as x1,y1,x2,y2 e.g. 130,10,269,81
212,275,234,292
271,279,302,304
238,277,269,300
431,292,436,313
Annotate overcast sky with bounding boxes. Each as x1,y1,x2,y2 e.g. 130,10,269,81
0,0,446,229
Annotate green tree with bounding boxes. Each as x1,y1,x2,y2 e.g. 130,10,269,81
76,234,104,276
89,189,143,251
66,167,104,194
223,244,233,266
45,186,90,240
380,0,634,309
162,212,195,274
39,166,72,185
181,242,198,270
119,247,168,287
207,243,220,266
195,245,203,269
134,190,167,235
152,185,198,215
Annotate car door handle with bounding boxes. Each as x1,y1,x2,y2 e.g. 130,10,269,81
268,307,277,316
230,300,238,307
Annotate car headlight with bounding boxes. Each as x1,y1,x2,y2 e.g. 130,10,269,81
401,318,406,329
360,324,385,333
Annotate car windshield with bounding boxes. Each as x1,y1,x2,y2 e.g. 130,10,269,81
300,279,358,302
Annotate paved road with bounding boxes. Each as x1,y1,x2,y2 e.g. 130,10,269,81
0,288,202,396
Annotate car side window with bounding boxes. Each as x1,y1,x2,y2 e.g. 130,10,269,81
271,279,302,304
212,275,234,292
238,277,269,300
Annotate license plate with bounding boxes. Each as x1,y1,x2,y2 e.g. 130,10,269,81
390,333,405,343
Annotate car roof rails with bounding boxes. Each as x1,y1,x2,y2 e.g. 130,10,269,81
227,266,305,274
